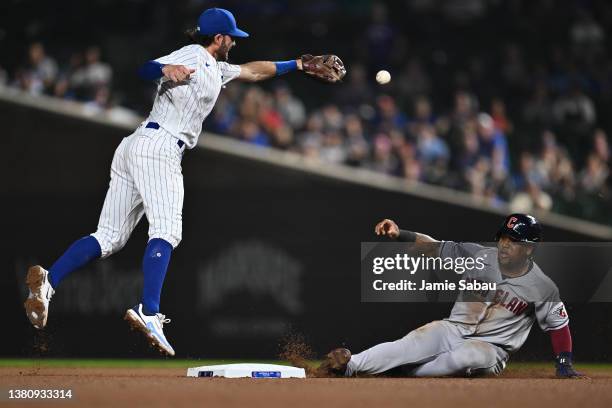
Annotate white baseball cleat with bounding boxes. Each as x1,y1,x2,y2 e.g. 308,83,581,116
124,304,175,357
24,265,55,329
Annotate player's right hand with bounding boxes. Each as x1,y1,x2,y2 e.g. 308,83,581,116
162,65,196,83
375,219,400,239
555,352,588,379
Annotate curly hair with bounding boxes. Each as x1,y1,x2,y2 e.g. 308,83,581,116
184,28,215,46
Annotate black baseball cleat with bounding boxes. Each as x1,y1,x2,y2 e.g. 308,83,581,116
317,348,351,377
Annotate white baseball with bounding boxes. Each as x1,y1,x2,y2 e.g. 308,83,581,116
376,70,391,85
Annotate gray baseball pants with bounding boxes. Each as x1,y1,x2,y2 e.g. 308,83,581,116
345,320,509,377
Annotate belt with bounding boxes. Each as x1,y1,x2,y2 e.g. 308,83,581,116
145,122,185,148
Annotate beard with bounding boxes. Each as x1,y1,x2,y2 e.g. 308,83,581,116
217,43,230,61
498,256,528,272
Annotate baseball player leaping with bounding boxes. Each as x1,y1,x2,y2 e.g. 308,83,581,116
320,214,584,378
23,8,346,356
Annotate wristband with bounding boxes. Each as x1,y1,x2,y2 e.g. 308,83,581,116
274,60,298,76
556,351,573,365
398,230,417,242
138,60,165,81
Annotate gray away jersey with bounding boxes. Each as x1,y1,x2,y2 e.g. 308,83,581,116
146,44,241,149
439,241,569,353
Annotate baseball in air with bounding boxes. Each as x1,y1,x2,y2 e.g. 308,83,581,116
376,70,391,85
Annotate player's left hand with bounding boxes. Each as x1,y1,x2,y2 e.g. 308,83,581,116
555,352,588,379
300,54,346,83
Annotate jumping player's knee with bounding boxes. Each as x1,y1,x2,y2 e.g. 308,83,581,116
145,238,174,256
149,233,181,249
90,232,129,259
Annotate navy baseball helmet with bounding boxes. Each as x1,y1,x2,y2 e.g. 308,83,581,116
494,213,542,243
196,8,249,38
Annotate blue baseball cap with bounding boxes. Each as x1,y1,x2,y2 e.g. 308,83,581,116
196,8,249,38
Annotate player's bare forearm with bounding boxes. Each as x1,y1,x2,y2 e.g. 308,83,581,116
238,60,303,82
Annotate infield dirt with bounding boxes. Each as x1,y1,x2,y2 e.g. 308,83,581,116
1,367,611,408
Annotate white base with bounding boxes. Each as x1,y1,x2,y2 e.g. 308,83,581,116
186,363,306,379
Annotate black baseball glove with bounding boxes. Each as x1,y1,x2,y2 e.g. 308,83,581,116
555,352,586,378
301,54,347,83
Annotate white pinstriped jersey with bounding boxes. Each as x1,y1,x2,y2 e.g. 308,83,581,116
146,44,241,149
90,45,241,258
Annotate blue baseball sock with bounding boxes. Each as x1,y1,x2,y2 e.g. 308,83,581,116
48,235,102,288
141,238,173,315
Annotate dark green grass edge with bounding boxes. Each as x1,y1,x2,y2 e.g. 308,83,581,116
0,359,286,368
1,359,611,371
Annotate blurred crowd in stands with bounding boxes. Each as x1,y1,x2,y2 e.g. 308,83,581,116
208,79,610,221
2,42,138,123
1,0,611,223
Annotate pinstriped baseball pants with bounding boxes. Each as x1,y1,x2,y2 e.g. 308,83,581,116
91,126,185,258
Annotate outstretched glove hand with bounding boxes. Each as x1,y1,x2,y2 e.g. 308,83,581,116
301,54,346,83
555,352,586,378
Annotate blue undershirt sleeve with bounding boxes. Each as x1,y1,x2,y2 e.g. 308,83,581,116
138,60,165,81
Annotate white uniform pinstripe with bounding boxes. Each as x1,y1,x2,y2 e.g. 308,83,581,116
91,45,241,257
151,44,241,149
